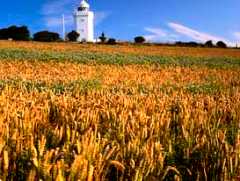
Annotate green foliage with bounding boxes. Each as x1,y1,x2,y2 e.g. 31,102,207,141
217,41,227,48
33,31,60,42
185,82,222,94
107,38,117,45
134,36,146,44
0,25,30,41
0,78,102,94
99,32,107,43
205,40,214,47
67,31,80,42
0,48,240,68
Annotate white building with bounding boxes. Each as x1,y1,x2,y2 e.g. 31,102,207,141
73,0,94,42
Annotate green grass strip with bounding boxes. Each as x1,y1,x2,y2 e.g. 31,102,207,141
0,48,240,68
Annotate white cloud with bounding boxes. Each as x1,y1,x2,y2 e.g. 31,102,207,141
94,11,110,26
45,15,73,28
145,27,167,37
234,32,240,40
41,0,75,16
168,22,234,46
41,0,109,30
144,27,179,42
41,0,76,32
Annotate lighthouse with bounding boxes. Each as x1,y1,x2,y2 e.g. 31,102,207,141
74,0,94,42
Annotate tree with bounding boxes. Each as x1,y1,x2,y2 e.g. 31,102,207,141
0,25,30,41
187,42,200,47
0,28,8,39
67,31,80,41
134,36,146,44
216,41,227,48
33,31,60,42
11,26,30,41
205,40,214,47
175,41,201,47
107,38,117,45
99,32,107,43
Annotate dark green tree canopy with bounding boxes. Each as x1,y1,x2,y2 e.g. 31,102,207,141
0,25,30,41
33,31,60,42
107,38,117,45
216,41,227,48
205,40,214,47
67,31,80,42
134,36,146,44
99,32,107,43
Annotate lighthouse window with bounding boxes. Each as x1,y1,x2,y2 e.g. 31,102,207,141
78,7,86,11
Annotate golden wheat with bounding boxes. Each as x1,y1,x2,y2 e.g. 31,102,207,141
0,42,239,180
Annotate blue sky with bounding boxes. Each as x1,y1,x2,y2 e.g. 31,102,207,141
0,0,240,45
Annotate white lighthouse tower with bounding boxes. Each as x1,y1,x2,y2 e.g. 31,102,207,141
74,0,94,42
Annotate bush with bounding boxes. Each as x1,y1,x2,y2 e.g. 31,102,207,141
99,32,107,43
107,38,117,45
0,25,30,41
0,28,7,39
175,41,201,47
187,42,200,47
67,31,80,42
216,41,227,48
134,36,146,44
33,31,60,42
205,40,214,47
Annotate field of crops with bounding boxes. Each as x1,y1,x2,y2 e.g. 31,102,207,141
0,41,240,180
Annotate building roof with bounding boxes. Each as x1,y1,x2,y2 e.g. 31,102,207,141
80,0,90,8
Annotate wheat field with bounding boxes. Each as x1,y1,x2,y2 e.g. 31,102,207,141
0,41,240,180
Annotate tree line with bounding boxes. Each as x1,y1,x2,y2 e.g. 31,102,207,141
0,26,30,41
0,25,230,48
0,26,60,42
